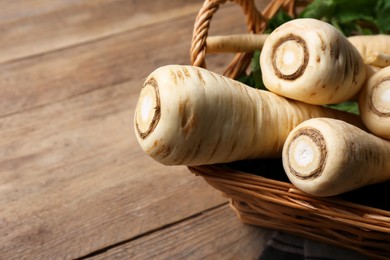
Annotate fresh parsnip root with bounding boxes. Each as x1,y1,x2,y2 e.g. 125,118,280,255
206,34,269,53
282,118,390,197
348,35,390,67
260,18,367,105
359,66,390,140
134,65,363,166
364,52,390,68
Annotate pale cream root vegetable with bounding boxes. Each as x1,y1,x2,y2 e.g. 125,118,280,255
348,35,390,67
364,52,390,68
282,118,390,197
134,65,363,166
206,34,269,53
260,18,366,105
359,66,390,140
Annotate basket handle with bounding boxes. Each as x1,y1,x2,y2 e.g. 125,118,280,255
190,0,265,68
190,0,297,78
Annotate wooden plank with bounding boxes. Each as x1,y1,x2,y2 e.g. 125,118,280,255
0,2,246,117
0,1,257,259
88,204,274,259
0,0,203,64
0,80,227,259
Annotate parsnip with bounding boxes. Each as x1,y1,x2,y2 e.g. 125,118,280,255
282,118,390,197
364,52,390,68
206,34,269,53
260,18,366,105
359,66,390,140
348,35,390,67
134,65,363,166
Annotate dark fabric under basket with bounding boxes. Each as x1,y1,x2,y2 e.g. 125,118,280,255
188,0,390,259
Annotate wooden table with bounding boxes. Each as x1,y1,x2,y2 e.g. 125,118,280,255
0,1,273,258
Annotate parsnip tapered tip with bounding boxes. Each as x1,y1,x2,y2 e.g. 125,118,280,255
284,128,327,180
135,78,161,139
370,80,390,116
272,35,309,80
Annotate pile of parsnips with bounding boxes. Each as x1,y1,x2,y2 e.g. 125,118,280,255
134,18,390,197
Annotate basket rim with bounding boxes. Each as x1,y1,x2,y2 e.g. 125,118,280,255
189,164,390,230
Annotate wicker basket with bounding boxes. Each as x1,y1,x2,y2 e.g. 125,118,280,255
188,0,390,259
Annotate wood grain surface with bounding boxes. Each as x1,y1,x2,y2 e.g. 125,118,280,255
0,0,272,259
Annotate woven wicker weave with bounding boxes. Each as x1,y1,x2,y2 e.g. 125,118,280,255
189,1,390,259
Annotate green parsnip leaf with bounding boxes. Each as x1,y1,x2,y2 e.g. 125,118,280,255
376,0,390,33
300,0,381,35
266,10,292,32
250,50,265,90
325,101,360,115
299,0,335,20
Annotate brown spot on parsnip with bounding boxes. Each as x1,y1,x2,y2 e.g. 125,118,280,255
317,33,326,52
208,70,218,81
344,61,350,79
197,69,206,85
150,143,172,159
334,39,340,60
352,61,361,87
179,99,197,137
345,139,359,161
170,70,177,85
177,71,184,80
316,55,321,63
233,81,244,90
183,115,197,137
183,67,190,78
330,40,340,59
